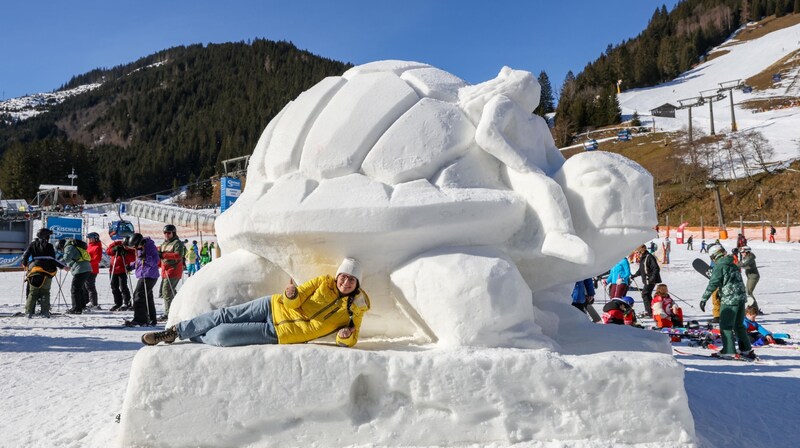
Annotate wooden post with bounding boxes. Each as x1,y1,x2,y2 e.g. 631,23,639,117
700,216,705,239
761,214,766,241
788,212,792,243
740,215,744,237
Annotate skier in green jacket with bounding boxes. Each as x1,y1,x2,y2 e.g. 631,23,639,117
700,244,757,360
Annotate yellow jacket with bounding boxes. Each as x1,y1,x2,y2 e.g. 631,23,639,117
271,275,370,347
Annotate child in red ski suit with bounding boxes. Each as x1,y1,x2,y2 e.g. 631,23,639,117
652,283,683,329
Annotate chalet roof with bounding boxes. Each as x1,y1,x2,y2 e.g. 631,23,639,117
650,103,678,111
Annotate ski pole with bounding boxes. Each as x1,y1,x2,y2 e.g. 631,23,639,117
106,250,118,304
54,270,68,310
126,269,135,307
144,277,152,325
669,291,696,309
20,271,27,307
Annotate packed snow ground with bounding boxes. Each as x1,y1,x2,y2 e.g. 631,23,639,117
618,22,800,170
1,237,798,447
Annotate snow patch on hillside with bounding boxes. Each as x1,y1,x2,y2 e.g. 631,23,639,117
0,83,101,122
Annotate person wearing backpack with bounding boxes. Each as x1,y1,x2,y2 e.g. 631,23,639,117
57,238,93,314
21,228,64,318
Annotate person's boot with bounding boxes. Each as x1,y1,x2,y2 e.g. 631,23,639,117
141,326,178,346
741,349,759,361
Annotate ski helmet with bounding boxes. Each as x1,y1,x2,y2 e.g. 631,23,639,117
87,232,100,240
163,224,177,234
621,296,635,307
740,245,751,253
129,233,144,248
36,228,53,240
708,244,726,261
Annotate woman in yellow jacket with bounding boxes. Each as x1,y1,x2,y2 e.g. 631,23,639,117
141,258,370,347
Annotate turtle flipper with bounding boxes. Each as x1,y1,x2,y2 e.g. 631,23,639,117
542,232,595,265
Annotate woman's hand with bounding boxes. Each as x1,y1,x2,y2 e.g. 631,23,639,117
285,278,297,298
338,327,354,339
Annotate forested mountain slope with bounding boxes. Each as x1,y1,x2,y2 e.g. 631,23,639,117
0,40,350,200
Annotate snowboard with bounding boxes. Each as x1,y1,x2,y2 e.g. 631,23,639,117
585,304,602,323
692,258,712,279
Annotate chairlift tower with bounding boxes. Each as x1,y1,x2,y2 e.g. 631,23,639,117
718,80,743,132
699,89,726,135
705,180,726,232
221,155,250,177
677,97,704,144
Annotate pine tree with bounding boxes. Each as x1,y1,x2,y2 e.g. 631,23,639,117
741,0,751,23
775,0,786,16
631,112,642,127
751,0,760,19
553,71,578,147
534,71,555,117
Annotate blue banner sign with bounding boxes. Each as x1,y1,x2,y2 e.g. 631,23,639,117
220,177,242,213
0,253,24,269
46,216,84,242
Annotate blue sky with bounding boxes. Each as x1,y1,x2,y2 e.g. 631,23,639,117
1,0,680,100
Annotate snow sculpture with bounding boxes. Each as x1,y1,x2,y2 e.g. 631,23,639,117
122,61,695,448
168,60,657,346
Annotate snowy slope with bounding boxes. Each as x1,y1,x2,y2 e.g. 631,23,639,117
2,238,799,447
619,22,800,167
0,83,101,122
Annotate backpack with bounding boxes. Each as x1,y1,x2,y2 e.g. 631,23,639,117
67,240,91,263
76,246,91,263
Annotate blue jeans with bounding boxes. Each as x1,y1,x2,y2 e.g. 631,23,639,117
176,296,279,347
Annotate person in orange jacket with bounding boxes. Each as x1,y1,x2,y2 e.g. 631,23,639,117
158,224,186,321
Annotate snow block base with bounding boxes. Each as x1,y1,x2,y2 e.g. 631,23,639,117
119,344,696,447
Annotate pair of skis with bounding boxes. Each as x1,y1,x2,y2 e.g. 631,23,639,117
672,347,773,364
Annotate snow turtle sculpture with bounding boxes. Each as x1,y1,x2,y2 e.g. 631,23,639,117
169,60,656,347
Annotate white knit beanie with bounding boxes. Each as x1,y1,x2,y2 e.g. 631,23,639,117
336,257,363,283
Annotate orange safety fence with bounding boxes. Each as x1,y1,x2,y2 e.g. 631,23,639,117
658,226,800,243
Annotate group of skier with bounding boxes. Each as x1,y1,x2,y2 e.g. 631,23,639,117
572,229,780,362
19,223,198,327
184,240,214,277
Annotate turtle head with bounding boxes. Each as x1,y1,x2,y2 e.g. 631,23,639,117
553,151,657,269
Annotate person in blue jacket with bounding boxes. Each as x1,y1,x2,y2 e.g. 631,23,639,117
744,305,787,346
571,279,595,313
572,278,600,322
608,256,631,298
